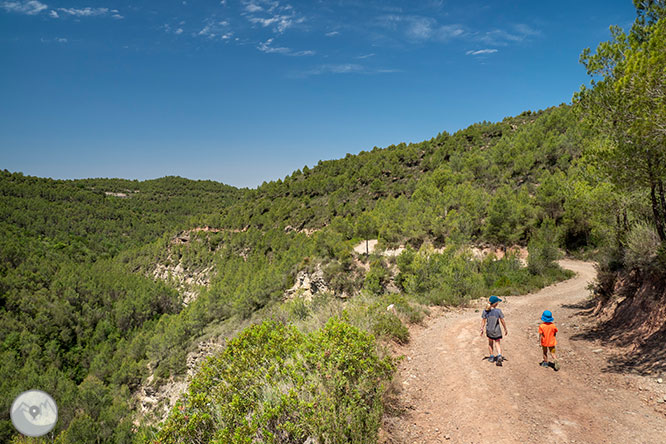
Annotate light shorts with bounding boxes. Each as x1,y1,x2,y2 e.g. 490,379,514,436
542,345,556,354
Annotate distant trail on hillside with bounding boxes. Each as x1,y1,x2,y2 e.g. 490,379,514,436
383,260,666,444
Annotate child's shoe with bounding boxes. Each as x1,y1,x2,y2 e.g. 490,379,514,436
553,361,561,371
495,355,503,366
540,361,550,367
488,355,495,362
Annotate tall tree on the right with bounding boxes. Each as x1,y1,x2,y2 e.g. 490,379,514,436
574,0,666,240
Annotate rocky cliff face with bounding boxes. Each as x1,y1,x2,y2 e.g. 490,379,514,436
285,264,329,301
152,261,213,305
150,228,222,305
134,337,226,424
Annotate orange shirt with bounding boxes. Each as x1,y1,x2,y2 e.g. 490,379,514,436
539,322,558,347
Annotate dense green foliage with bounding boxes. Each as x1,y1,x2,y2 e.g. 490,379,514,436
206,108,587,245
154,319,394,444
575,1,666,290
0,174,243,442
0,172,243,259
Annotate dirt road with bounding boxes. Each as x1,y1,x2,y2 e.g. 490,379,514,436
384,260,666,444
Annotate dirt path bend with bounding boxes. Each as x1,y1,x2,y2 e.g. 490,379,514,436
384,260,666,444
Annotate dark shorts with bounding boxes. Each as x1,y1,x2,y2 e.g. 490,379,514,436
487,335,502,341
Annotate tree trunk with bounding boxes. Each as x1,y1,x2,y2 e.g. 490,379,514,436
616,213,623,246
365,239,369,256
647,157,666,241
658,179,666,241
650,180,666,241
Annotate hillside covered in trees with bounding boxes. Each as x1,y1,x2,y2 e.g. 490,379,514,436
0,104,596,443
2,1,665,443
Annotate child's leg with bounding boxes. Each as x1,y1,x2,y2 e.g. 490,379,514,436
487,338,495,356
494,338,502,357
550,347,560,370
542,346,549,362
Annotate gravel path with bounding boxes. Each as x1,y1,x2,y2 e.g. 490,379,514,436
383,260,666,444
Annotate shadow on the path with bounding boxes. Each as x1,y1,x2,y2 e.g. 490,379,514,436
562,298,596,312
568,297,666,377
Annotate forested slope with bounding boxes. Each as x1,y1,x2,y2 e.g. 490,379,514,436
0,99,642,443
0,174,244,442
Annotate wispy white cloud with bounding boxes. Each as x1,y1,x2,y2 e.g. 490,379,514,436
50,7,123,19
242,0,304,34
257,38,314,56
373,13,538,50
1,0,47,15
477,24,540,46
40,36,68,43
325,31,339,37
197,19,233,40
296,63,399,78
466,48,497,56
247,14,303,33
514,24,540,37
377,14,464,42
57,7,108,17
309,63,365,75
257,37,289,54
163,23,186,36
244,2,263,13
356,53,375,59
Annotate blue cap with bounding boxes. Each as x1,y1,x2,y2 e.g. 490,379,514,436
541,310,554,322
489,295,501,304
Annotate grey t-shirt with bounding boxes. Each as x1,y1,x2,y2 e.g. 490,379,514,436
482,307,504,338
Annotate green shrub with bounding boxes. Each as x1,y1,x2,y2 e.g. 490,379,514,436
154,319,394,444
528,218,559,275
363,258,390,295
286,297,311,320
382,294,429,324
323,259,362,295
370,311,409,344
421,286,459,306
624,222,661,272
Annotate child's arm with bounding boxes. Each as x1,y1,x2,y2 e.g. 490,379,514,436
538,326,543,345
480,318,486,336
500,318,508,336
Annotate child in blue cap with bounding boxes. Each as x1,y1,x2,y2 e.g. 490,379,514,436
481,295,508,366
539,310,560,370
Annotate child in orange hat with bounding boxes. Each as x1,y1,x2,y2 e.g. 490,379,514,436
538,310,560,371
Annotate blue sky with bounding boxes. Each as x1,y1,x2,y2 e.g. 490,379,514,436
0,1,637,188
